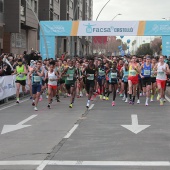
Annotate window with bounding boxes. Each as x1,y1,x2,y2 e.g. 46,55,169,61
34,0,37,13
69,0,73,9
50,0,53,5
0,0,3,13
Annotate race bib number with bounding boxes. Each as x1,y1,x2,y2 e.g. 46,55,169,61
129,70,136,76
111,73,117,79
99,70,105,76
87,74,94,80
151,71,156,77
144,70,150,76
158,71,164,75
124,75,128,79
67,74,73,80
18,74,24,78
34,76,41,82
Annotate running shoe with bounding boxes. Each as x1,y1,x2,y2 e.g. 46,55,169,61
39,98,43,102
69,104,73,108
32,102,35,106
157,94,160,101
57,98,60,102
112,101,115,106
47,104,51,109
160,99,164,106
80,92,83,97
145,101,149,106
150,95,154,102
137,99,140,104
103,96,106,100
122,96,126,101
34,107,38,111
100,95,103,100
119,94,123,97
105,97,109,101
125,98,128,103
86,102,90,108
129,100,132,104
46,95,48,99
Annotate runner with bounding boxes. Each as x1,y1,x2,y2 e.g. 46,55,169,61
128,56,140,105
46,61,58,109
154,56,170,105
97,60,106,100
150,58,157,102
83,57,98,108
30,61,44,111
62,60,78,108
140,56,152,106
107,62,119,106
14,59,28,103
121,62,129,103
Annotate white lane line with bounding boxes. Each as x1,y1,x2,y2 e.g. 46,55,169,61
89,104,95,110
64,124,79,139
165,95,170,103
0,161,170,167
0,98,29,111
0,161,41,165
36,160,49,170
48,161,170,166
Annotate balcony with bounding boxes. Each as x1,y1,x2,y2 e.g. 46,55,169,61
20,5,25,22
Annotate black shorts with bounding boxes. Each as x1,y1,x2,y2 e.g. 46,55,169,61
142,77,151,87
42,80,45,86
59,79,65,85
86,80,95,94
15,80,26,86
151,77,156,84
65,83,75,92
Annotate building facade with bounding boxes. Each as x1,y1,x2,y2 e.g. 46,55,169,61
0,0,4,53
3,0,39,54
1,0,93,56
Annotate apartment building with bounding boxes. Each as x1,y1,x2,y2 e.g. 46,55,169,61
3,0,39,54
0,0,4,53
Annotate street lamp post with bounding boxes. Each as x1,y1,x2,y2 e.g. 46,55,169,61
25,0,49,59
92,0,112,55
112,13,122,20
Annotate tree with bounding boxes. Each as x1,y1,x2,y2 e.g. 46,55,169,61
150,38,162,55
136,43,153,56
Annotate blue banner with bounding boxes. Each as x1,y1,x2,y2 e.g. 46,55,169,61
40,21,73,36
40,36,55,60
162,36,170,58
144,21,170,36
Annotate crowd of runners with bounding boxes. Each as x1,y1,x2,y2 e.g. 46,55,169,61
13,54,170,111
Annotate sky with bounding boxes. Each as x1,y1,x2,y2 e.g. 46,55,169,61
93,0,170,48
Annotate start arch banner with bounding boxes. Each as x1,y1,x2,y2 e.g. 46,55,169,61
40,20,170,59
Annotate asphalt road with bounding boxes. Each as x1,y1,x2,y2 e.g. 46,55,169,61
0,93,170,170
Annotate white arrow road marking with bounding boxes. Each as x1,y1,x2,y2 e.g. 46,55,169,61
1,115,37,135
89,104,95,110
121,115,150,134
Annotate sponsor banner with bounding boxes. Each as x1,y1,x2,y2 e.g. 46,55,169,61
162,36,170,57
144,21,170,36
77,21,139,36
40,21,73,36
0,75,30,100
40,36,55,60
